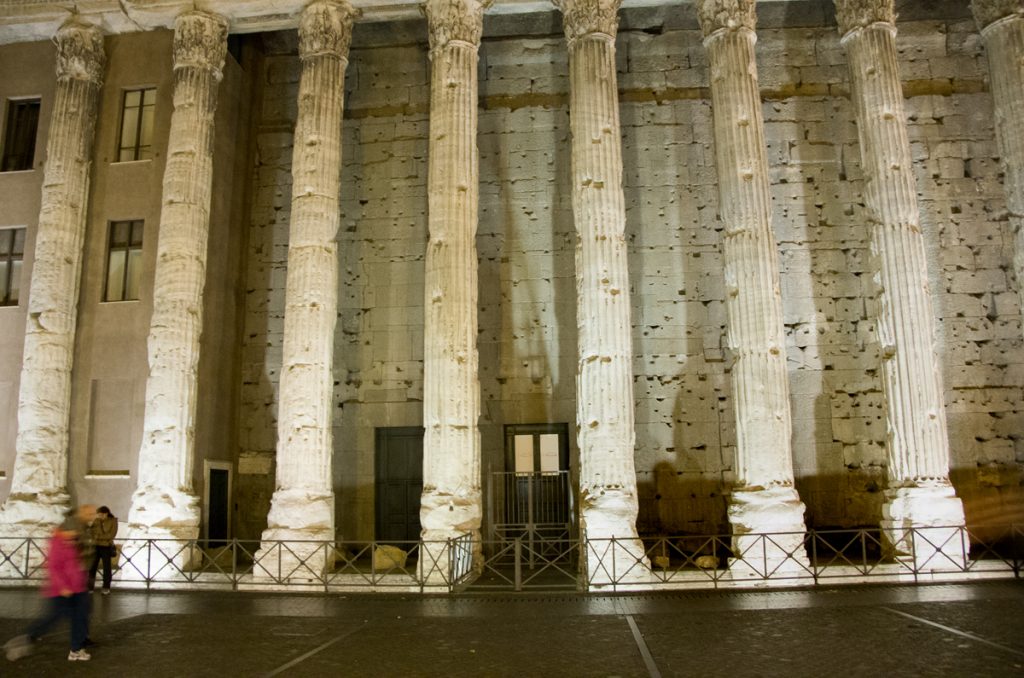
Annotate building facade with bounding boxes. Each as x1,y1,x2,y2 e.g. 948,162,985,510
0,0,1022,574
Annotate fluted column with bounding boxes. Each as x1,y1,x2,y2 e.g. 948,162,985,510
125,11,228,545
0,21,104,538
972,1,1024,337
697,0,808,576
254,1,357,577
420,0,487,548
835,0,965,562
554,0,647,584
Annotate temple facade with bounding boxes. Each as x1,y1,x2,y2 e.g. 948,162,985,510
0,0,1022,573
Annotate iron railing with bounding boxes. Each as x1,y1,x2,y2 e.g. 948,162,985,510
0,537,468,593
0,525,1019,593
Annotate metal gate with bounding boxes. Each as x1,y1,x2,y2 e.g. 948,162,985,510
473,470,579,590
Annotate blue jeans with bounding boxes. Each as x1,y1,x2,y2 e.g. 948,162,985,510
26,592,91,651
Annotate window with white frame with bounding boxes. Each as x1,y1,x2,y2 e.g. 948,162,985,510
103,220,144,302
117,88,156,162
0,227,26,306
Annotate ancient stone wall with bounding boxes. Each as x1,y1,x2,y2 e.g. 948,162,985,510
235,11,1023,540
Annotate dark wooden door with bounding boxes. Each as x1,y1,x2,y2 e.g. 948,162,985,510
375,426,424,544
208,468,229,548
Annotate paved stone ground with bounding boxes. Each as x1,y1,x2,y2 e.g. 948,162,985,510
1,580,1022,676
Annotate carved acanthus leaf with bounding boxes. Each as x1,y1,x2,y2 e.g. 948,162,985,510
424,0,489,49
696,0,757,38
834,0,896,36
54,20,105,84
299,0,358,59
172,11,228,76
553,0,620,42
971,0,1024,30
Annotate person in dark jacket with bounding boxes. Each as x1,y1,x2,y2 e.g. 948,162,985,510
88,505,118,595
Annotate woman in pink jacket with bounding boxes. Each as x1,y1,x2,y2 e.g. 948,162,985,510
4,505,95,662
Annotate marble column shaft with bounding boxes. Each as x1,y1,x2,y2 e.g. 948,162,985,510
1,21,104,530
261,0,356,544
555,0,641,542
420,0,486,541
127,11,228,537
972,1,1024,335
835,0,964,535
699,1,796,490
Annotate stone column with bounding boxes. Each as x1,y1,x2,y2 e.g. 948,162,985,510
0,21,104,542
835,0,965,566
696,0,808,578
420,0,487,558
255,0,356,579
554,0,648,586
972,1,1024,337
124,11,228,555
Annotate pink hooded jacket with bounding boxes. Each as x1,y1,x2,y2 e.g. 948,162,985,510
42,530,87,598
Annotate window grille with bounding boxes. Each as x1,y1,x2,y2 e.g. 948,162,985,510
104,220,144,302
1,99,40,172
0,227,26,306
117,88,156,162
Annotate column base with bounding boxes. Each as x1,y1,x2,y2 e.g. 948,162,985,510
581,488,651,589
420,488,482,585
0,492,72,578
727,486,810,581
118,486,201,581
253,488,335,580
881,484,967,570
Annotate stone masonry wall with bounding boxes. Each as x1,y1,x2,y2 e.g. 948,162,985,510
238,11,1024,542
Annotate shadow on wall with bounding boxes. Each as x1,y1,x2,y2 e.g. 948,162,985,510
950,464,1024,539
638,464,1024,537
637,461,729,536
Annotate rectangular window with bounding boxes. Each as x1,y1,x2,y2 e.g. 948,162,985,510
117,88,156,162
104,220,144,302
1,99,41,172
0,227,26,306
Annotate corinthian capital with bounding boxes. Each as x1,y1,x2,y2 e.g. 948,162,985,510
172,11,229,76
553,0,621,43
54,20,105,85
833,0,896,37
299,0,359,60
696,0,757,39
971,0,1024,31
424,0,490,49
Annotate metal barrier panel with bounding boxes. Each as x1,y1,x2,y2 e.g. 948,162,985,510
0,525,1018,593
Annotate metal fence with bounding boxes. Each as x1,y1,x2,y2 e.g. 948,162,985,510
1,524,1020,593
0,536,469,593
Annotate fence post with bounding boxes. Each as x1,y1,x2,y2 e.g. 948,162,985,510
514,537,522,591
910,528,919,583
447,538,453,594
611,536,617,593
810,529,819,585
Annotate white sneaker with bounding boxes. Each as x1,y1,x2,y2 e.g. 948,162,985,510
68,649,91,661
4,635,33,662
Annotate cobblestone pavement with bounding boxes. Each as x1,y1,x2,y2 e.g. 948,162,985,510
1,580,1022,677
